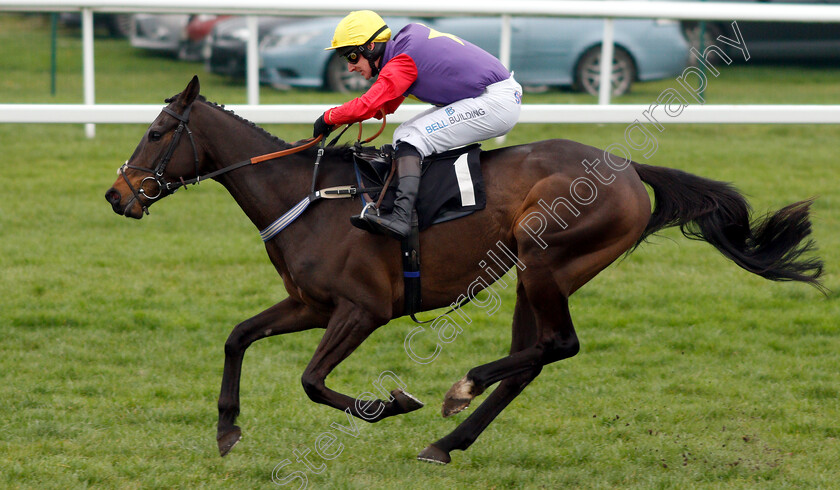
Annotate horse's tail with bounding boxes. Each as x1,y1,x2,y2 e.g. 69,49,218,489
631,162,824,289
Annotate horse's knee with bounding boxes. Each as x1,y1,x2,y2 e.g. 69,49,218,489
223,339,240,358
224,323,250,357
566,336,580,358
542,334,579,364
301,374,325,403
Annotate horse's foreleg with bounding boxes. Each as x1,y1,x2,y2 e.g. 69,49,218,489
419,283,545,464
300,301,424,422
217,298,326,456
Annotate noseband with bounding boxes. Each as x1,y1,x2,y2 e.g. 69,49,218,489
118,104,200,215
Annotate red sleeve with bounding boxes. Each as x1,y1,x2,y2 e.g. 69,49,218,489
379,96,405,118
324,53,417,126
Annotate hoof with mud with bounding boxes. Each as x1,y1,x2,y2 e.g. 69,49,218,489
417,444,451,464
442,376,482,417
441,397,471,417
217,426,242,457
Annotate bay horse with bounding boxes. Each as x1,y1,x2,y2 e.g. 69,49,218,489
105,77,822,465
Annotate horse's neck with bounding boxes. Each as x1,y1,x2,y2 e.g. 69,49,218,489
195,103,312,231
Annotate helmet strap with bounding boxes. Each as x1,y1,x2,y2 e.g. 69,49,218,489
365,43,387,76
360,25,389,76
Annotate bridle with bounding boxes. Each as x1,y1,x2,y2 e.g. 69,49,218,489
116,99,384,217
118,104,200,215
117,101,322,216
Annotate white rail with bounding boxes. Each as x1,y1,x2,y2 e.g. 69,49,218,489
4,0,840,22
3,104,840,125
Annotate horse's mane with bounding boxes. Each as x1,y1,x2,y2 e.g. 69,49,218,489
165,93,353,162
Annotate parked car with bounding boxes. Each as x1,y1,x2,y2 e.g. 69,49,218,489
205,16,298,79
681,0,840,62
259,16,690,95
182,15,231,61
129,14,189,56
129,14,226,60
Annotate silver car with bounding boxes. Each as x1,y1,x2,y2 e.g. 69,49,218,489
129,14,189,56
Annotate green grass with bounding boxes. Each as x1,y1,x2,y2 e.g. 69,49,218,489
2,13,840,489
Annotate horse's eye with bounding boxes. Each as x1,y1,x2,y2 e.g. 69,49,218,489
149,131,162,142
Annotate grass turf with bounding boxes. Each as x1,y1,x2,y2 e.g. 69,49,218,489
1,12,839,489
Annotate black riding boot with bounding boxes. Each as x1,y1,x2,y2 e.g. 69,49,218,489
352,150,421,239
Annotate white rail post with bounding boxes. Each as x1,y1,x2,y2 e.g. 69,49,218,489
246,15,259,105
598,17,615,105
496,14,512,144
82,7,95,137
499,14,511,69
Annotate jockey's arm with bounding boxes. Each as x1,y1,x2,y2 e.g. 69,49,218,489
324,54,417,126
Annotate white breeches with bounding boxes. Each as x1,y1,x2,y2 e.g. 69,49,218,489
392,75,523,158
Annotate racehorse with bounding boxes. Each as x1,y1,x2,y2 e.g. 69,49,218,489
105,77,823,465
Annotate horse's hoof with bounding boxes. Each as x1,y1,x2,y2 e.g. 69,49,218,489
441,397,470,417
442,376,478,417
417,444,451,465
391,389,424,413
217,426,242,457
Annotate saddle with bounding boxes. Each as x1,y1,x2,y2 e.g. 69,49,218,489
352,143,487,319
352,143,486,230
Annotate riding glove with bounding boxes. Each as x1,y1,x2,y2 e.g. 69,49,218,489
313,114,332,139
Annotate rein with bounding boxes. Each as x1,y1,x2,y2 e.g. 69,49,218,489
122,100,442,325
117,101,332,216
118,100,388,239
257,114,389,241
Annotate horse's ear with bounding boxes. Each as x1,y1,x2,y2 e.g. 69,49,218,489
180,75,200,107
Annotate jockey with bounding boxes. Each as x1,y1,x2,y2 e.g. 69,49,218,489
313,10,523,239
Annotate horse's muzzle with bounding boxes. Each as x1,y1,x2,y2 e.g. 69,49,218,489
105,187,143,219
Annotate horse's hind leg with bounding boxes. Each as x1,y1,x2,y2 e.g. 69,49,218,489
419,264,580,464
418,282,555,464
441,264,579,417
217,298,326,456
300,300,425,421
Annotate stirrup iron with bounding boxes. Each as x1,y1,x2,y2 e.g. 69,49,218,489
360,201,380,219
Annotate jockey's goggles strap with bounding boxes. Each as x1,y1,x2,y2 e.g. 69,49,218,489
341,25,389,63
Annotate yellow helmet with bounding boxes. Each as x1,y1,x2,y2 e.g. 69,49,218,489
326,10,391,51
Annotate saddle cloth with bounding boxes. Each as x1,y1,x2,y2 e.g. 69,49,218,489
352,143,486,230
